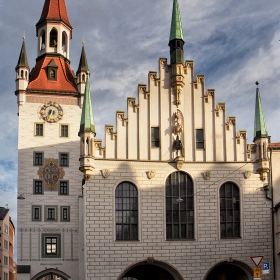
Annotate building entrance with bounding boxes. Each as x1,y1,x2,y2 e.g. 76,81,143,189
31,268,71,280
205,262,251,280
118,259,184,280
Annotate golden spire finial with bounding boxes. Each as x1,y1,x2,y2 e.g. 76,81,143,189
82,36,85,45
23,31,26,40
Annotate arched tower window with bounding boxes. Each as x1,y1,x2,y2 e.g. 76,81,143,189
166,171,194,239
220,182,240,238
62,31,67,52
82,74,85,83
115,182,138,240
40,30,46,50
49,28,58,47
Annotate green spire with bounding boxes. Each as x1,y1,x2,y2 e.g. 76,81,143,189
16,40,29,69
254,82,267,140
169,0,184,43
77,45,89,74
79,73,95,135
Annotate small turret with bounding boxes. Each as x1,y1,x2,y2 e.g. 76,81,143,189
253,81,269,181
76,44,90,107
15,38,30,105
79,72,96,181
169,0,185,107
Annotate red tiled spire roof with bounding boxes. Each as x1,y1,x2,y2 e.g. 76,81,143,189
27,57,77,94
36,0,72,29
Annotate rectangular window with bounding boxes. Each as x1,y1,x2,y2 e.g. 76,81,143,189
196,129,204,149
4,272,8,280
4,225,8,233
59,153,69,167
35,123,44,136
44,206,58,222
42,234,61,258
34,180,43,194
34,152,43,166
32,206,41,221
151,127,160,147
47,208,55,220
60,124,69,137
60,206,70,222
4,256,8,265
4,240,8,249
59,181,68,195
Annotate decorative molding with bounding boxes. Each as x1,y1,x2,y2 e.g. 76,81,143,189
147,170,155,179
138,85,147,94
38,158,65,190
203,171,211,180
128,98,136,107
101,169,110,178
244,171,252,179
160,58,167,67
117,112,125,120
19,228,79,233
197,75,204,84
174,156,184,170
174,110,183,136
149,72,157,81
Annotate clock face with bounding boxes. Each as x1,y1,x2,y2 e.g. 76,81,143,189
39,101,63,123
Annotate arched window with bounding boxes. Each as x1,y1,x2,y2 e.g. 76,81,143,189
49,28,58,47
62,31,67,52
166,171,194,239
220,182,240,238
41,30,46,50
115,182,138,240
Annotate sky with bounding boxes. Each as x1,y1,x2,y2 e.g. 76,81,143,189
0,0,280,259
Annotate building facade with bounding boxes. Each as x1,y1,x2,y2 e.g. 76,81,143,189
16,0,277,279
0,207,15,280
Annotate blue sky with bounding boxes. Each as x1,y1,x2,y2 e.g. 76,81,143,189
0,0,280,260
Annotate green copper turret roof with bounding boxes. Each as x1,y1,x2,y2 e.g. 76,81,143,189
79,74,95,134
254,82,267,140
77,45,89,74
16,40,29,69
169,0,184,42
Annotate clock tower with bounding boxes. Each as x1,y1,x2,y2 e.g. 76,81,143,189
15,0,87,279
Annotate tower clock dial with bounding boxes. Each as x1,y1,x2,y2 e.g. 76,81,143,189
39,101,63,123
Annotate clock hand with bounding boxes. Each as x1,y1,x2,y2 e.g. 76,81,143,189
47,107,54,121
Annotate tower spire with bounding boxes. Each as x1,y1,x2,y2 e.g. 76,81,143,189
79,73,95,134
169,0,184,65
16,40,29,70
254,81,268,141
79,73,96,181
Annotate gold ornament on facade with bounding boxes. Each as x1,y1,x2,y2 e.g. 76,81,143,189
174,110,183,136
39,101,63,123
38,158,65,190
203,172,211,180
101,169,110,178
147,170,155,179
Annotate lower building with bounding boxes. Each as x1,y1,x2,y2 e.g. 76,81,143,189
0,207,15,280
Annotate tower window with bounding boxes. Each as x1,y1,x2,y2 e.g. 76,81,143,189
59,181,68,195
61,206,70,222
196,129,204,149
59,153,69,167
42,234,61,258
40,30,46,50
47,60,58,81
60,124,69,137
34,180,43,194
35,123,44,136
32,206,41,221
44,206,58,222
151,127,160,148
62,31,67,52
34,152,43,166
49,28,58,47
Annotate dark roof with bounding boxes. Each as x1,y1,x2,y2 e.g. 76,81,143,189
0,207,9,220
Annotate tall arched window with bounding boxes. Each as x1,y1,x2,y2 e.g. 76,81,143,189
50,28,58,47
220,182,240,238
166,172,194,239
40,30,46,50
62,31,67,52
115,182,138,240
